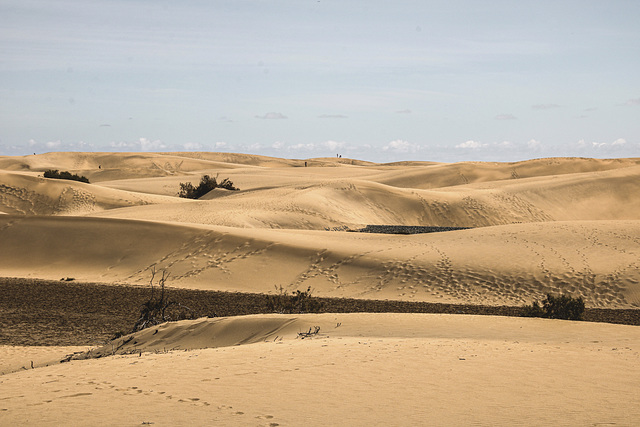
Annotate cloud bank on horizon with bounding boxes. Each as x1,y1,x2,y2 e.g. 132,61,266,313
0,0,638,162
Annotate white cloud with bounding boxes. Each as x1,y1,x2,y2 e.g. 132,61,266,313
624,98,640,106
182,142,202,150
383,139,420,153
214,141,228,149
527,139,541,149
288,143,315,151
138,138,166,151
495,114,517,120
265,140,348,155
109,138,165,151
591,138,627,148
46,140,62,149
255,112,288,119
455,140,487,149
323,140,345,151
110,141,131,148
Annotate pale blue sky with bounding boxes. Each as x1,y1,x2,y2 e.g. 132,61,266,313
1,0,638,161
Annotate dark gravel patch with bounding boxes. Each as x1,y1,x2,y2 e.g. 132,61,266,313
1,277,638,346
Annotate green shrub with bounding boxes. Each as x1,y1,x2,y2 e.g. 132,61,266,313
522,293,585,320
266,285,324,314
43,169,90,183
178,174,238,199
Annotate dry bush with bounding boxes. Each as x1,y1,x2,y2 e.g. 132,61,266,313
522,293,585,320
266,285,324,314
178,174,238,199
44,169,89,183
131,268,197,333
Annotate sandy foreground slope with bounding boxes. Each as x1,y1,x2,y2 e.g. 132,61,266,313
1,313,640,426
1,153,640,425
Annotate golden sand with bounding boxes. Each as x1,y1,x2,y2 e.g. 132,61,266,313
1,152,639,425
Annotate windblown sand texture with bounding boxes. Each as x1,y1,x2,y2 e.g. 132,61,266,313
1,152,639,425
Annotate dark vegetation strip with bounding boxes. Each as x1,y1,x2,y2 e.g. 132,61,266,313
0,277,638,346
352,225,472,234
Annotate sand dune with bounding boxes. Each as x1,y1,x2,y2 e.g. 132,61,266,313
1,313,639,425
0,170,176,215
2,152,639,306
0,346,88,376
375,157,640,189
1,215,638,307
91,165,640,229
2,152,640,425
3,153,639,228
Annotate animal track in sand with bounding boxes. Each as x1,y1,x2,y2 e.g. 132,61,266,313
491,193,553,223
292,246,393,290
57,187,91,213
177,242,276,280
127,232,276,281
0,184,54,215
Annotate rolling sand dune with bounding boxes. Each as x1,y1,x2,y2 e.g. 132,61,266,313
89,166,640,228
1,314,639,425
0,215,638,307
1,152,640,425
0,171,176,215
374,157,640,189
91,158,640,229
